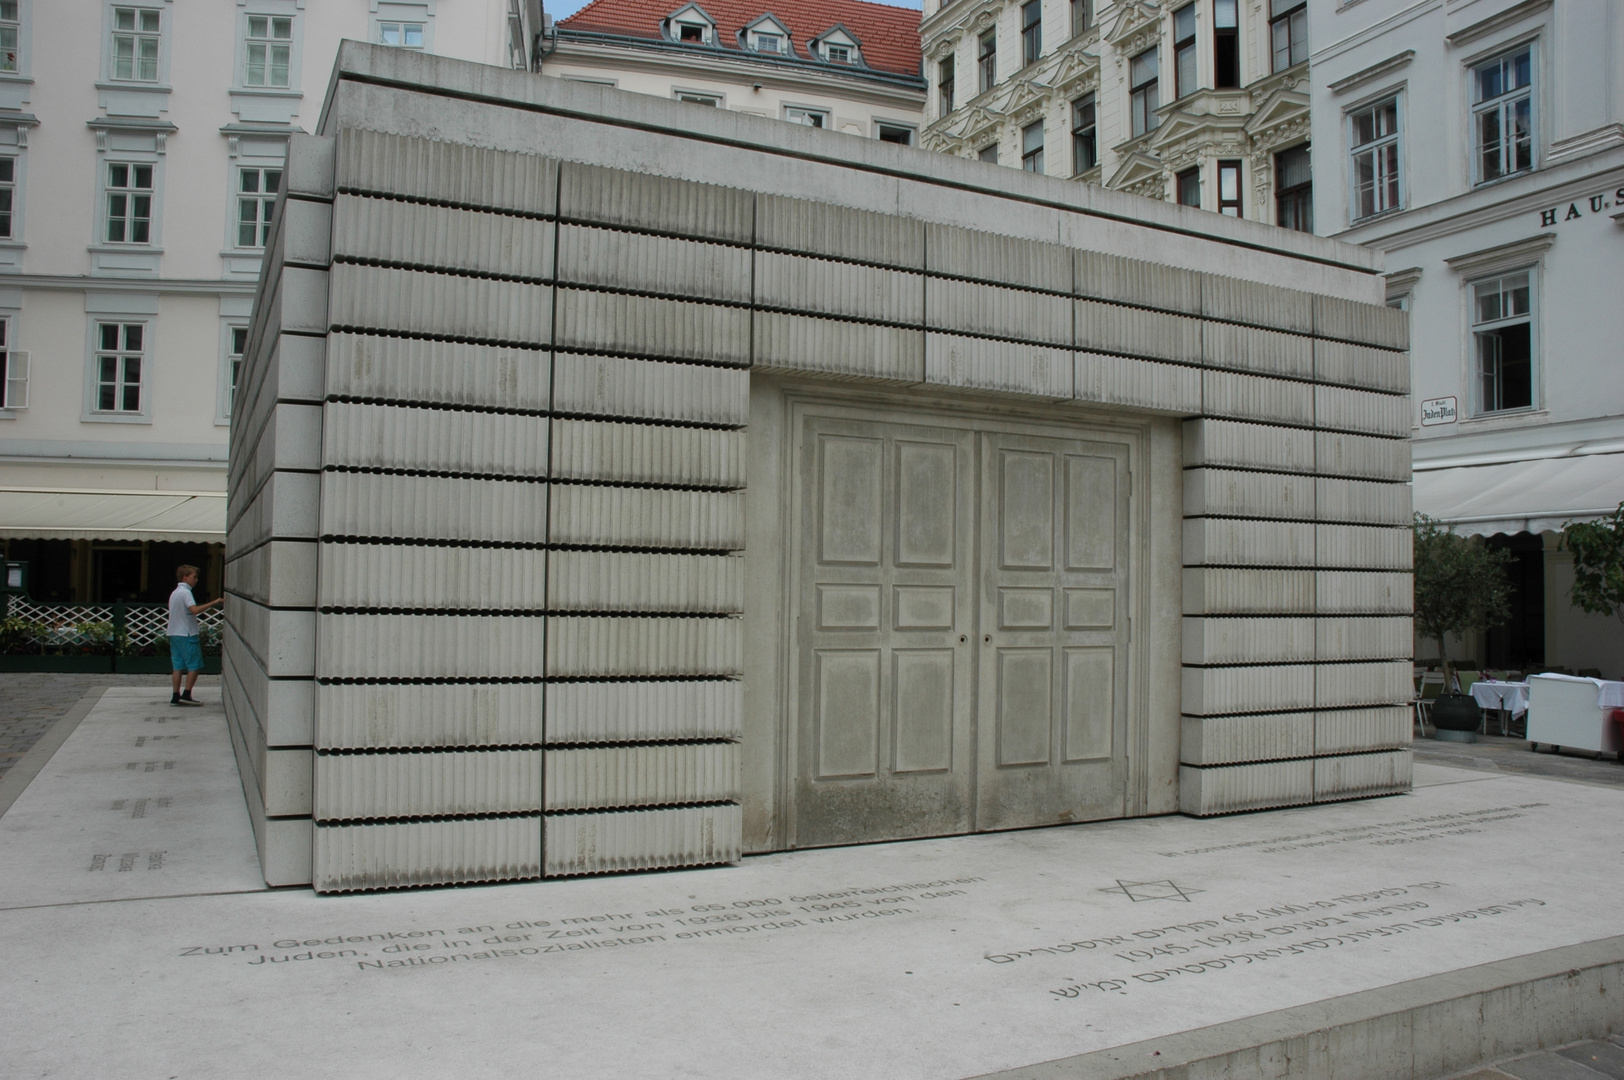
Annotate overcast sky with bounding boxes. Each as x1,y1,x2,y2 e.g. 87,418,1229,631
546,0,921,18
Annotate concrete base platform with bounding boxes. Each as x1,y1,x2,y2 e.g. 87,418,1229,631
1,690,1620,1080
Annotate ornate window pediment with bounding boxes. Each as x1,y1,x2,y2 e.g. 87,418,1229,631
1107,148,1163,190
1243,87,1310,139
1103,0,1159,45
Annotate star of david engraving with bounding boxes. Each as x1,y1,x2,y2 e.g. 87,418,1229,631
1098,879,1204,903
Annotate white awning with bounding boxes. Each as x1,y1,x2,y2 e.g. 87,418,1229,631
0,487,226,543
1412,451,1624,537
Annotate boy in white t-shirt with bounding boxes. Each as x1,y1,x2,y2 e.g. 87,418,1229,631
168,565,223,706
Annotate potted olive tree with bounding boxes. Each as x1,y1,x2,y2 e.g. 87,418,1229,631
1563,502,1624,632
1413,514,1513,739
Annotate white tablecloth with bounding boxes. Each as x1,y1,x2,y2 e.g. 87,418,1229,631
1528,673,1624,709
1471,681,1530,717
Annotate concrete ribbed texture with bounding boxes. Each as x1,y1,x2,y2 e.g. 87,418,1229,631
545,551,743,613
315,683,547,749
544,680,743,743
1075,298,1204,364
543,804,743,877
1178,759,1316,815
551,352,750,425
753,312,923,383
546,485,744,550
335,126,557,213
312,817,543,892
926,221,1071,290
316,614,548,680
1202,368,1316,425
1203,275,1315,333
1202,321,1313,378
544,616,743,678
1076,248,1203,313
927,278,1072,344
556,224,750,302
1181,517,1316,566
317,544,549,610
544,743,741,810
325,334,552,411
924,333,1072,399
1074,352,1203,413
758,192,924,267
756,251,923,323
331,193,555,278
554,289,751,364
1181,712,1316,765
1316,706,1413,754
322,402,550,476
319,472,549,543
1185,418,1315,473
328,264,551,344
1313,749,1414,801
314,750,543,820
550,420,745,488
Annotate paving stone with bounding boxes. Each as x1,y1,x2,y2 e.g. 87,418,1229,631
1557,1042,1624,1079
0,674,219,781
1498,1052,1613,1080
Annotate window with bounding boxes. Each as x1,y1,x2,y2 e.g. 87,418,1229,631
785,107,827,128
0,1,19,73
379,22,424,47
1270,0,1306,72
105,162,152,244
979,143,998,164
1217,159,1242,216
1350,98,1400,219
877,124,913,146
1473,271,1534,413
0,157,13,239
236,166,282,249
225,325,248,417
678,23,704,42
1213,0,1239,89
1173,4,1196,100
1071,94,1097,174
95,322,144,413
111,7,160,81
939,57,955,117
754,33,782,53
1022,0,1041,66
1275,143,1312,232
824,42,851,63
1472,46,1533,185
678,91,721,106
0,319,25,410
1071,0,1091,38
1176,166,1200,207
978,31,996,94
1022,120,1044,173
1130,47,1159,137
244,15,292,87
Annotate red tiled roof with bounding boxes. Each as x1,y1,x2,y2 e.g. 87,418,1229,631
560,0,923,78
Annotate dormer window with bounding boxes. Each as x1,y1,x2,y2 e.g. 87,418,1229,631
666,4,716,45
744,16,792,56
825,43,850,63
679,22,705,42
755,33,782,53
811,26,862,66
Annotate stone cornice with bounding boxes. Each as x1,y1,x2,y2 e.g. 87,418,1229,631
1443,232,1556,276
1327,50,1413,96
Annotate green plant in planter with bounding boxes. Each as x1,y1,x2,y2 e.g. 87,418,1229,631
0,615,44,655
1562,501,1624,629
1412,514,1513,687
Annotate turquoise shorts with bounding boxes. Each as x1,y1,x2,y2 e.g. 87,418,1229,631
169,635,204,672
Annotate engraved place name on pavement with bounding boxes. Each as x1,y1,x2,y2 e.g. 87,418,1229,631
174,877,989,972
1153,803,1550,858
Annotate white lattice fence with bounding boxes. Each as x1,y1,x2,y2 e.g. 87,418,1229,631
4,599,223,646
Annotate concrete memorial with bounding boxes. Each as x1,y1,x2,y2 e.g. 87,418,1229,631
225,43,1412,892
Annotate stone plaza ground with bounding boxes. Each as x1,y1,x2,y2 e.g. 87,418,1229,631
0,677,1621,1079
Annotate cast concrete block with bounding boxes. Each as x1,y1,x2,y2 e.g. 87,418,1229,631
1184,468,1316,520
317,543,548,610
552,352,748,426
547,485,744,550
230,596,317,677
1178,759,1314,815
281,198,334,268
1182,664,1316,715
554,289,748,365
313,749,543,820
1074,352,1202,414
328,264,551,345
1076,299,1202,364
1317,524,1412,569
925,333,1071,399
1316,476,1413,525
1183,616,1316,665
1316,660,1413,708
332,194,555,280
1183,418,1315,473
927,278,1071,345
285,132,337,200
230,402,323,513
226,472,321,556
543,803,742,876
1076,249,1202,315
558,161,752,242
546,615,743,677
318,473,548,543
544,743,741,810
546,552,743,613
1182,518,1315,567
225,539,318,609
1315,293,1409,350
1184,568,1316,614
222,626,314,745
225,667,313,815
753,312,923,383
1314,338,1410,393
232,333,327,469
325,333,551,412
1315,706,1412,754
226,681,312,886
1315,616,1413,661
316,613,547,680
1203,321,1314,379
551,419,745,488
278,267,331,335
1316,384,1410,437
1203,276,1314,334
755,250,923,324
557,224,749,302
1313,749,1413,802
1315,431,1411,481
316,682,547,749
336,127,556,215
1180,712,1315,765
1203,369,1315,426
322,402,550,476
312,816,542,892
544,680,743,743
924,221,1071,291
1317,570,1413,614
756,193,924,268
